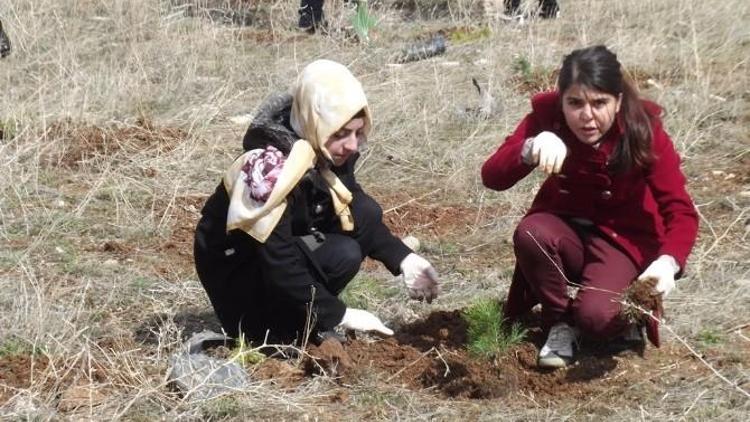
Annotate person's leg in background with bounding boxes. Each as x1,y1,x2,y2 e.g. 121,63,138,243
538,0,559,18
299,0,325,32
505,0,559,18
504,0,522,16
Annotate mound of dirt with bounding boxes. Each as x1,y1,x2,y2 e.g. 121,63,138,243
243,309,711,403
42,118,186,169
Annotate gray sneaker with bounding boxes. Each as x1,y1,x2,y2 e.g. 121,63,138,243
538,322,578,368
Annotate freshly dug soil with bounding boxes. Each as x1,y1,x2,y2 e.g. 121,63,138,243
163,306,723,404
278,310,662,401
621,276,664,325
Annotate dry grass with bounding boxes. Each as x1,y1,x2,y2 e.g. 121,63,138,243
1,0,749,419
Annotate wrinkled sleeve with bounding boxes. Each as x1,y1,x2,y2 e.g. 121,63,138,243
339,158,412,275
645,123,699,272
258,204,347,330
481,113,541,191
351,189,412,275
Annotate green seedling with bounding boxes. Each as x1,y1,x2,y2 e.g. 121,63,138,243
353,0,376,43
231,334,265,369
511,55,557,93
463,299,526,359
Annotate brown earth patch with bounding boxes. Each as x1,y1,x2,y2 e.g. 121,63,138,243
624,66,685,90
252,358,306,391
149,195,204,277
41,118,186,169
244,310,713,404
0,353,50,404
371,190,507,239
87,195,204,279
690,154,750,196
510,68,559,96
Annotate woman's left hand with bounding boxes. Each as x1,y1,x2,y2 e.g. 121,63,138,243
637,255,679,297
400,253,440,303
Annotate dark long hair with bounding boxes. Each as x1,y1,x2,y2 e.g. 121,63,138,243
557,45,653,172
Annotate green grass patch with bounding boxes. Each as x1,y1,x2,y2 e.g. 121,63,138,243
200,395,243,420
0,337,45,357
462,299,526,359
231,334,266,369
697,328,723,345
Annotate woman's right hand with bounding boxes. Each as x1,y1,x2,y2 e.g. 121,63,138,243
522,131,568,174
338,308,394,336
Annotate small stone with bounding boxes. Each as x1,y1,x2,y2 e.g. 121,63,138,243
103,259,118,266
53,199,67,208
438,328,449,339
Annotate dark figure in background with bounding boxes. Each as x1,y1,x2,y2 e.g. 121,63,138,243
0,19,11,58
299,0,325,32
505,0,559,18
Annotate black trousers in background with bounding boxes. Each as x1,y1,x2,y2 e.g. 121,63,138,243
505,0,559,18
299,0,325,29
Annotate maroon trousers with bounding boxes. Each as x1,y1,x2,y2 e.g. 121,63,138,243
512,212,639,338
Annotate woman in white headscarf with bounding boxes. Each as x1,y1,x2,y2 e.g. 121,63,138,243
194,60,439,346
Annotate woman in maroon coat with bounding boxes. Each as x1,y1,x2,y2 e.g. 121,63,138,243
481,45,698,368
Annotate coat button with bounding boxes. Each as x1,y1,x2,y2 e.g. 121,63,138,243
314,204,323,214
601,190,612,200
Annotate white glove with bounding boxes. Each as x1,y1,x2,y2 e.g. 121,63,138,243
338,308,394,336
522,131,568,174
637,255,679,297
400,253,439,303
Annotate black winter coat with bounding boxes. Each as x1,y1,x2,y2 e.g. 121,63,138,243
193,94,411,343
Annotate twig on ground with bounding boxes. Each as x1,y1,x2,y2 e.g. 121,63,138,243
724,322,750,333
383,188,441,214
435,346,451,377
386,347,436,383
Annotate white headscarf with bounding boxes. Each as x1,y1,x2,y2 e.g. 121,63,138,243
223,60,372,242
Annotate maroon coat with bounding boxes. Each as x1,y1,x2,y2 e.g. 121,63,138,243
482,91,699,322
